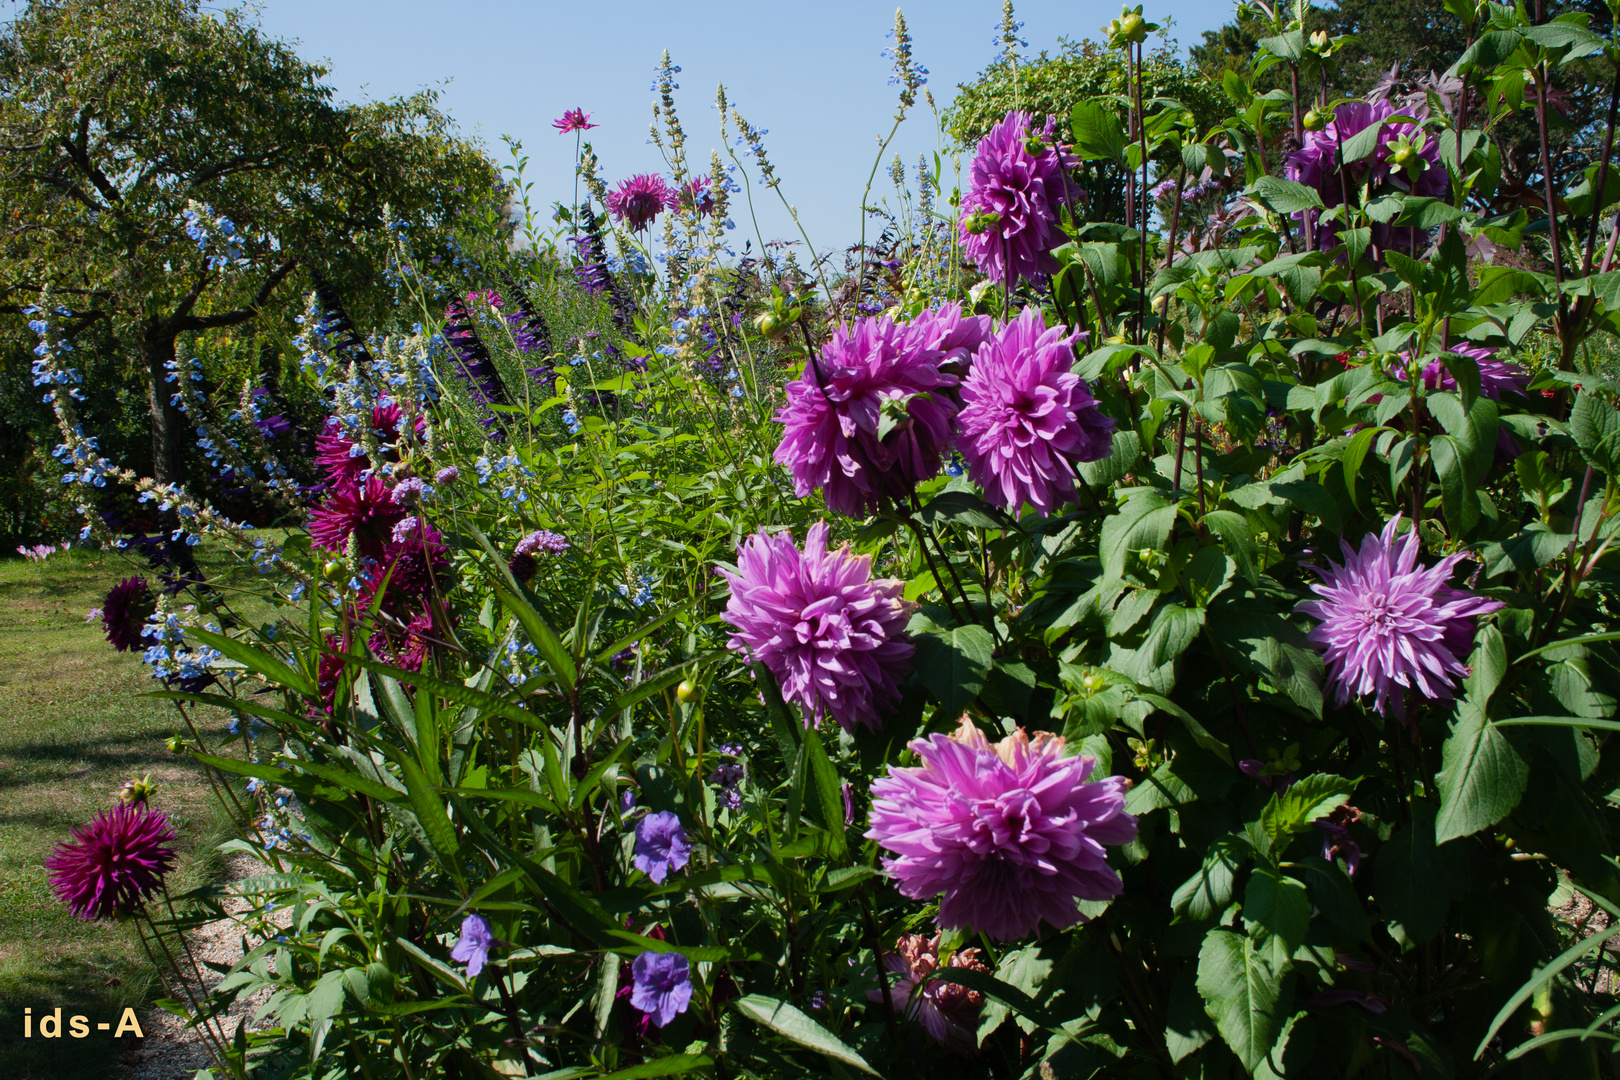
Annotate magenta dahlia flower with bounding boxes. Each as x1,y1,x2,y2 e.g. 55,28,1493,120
681,175,715,216
774,313,963,516
867,933,989,1051
956,306,1114,517
717,522,914,733
314,404,420,485
1391,343,1528,400
959,111,1075,287
101,576,154,652
1284,100,1444,252
867,717,1136,941
909,301,992,379
308,474,406,561
553,108,597,134
47,806,178,919
1296,515,1503,718
606,174,674,231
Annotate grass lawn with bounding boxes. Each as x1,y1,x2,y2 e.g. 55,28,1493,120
0,545,260,1079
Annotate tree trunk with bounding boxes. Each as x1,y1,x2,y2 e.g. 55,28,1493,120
143,326,185,486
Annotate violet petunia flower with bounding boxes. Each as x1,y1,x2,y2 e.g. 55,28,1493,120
629,950,692,1028
606,174,674,231
553,108,597,134
958,111,1076,287
956,306,1114,518
866,933,989,1051
101,576,154,652
867,717,1136,941
717,523,914,733
1296,514,1503,718
633,810,690,884
47,806,177,919
450,913,493,978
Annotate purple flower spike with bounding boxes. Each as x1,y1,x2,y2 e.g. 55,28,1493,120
47,806,177,920
633,811,690,884
1296,515,1503,719
958,111,1076,287
450,913,493,978
630,950,692,1028
956,306,1114,518
717,523,914,733
867,718,1136,941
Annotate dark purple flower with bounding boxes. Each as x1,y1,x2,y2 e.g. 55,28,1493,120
308,475,407,561
102,577,154,652
450,913,493,978
956,306,1114,518
553,108,598,133
1316,804,1363,876
773,312,964,516
256,414,290,440
1297,515,1503,718
629,950,692,1028
717,523,914,733
47,806,177,919
515,529,569,556
867,933,988,1050
681,176,715,216
606,174,674,231
633,810,690,884
958,111,1075,287
867,718,1136,941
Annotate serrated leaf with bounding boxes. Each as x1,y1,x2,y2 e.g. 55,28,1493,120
1261,774,1354,845
1197,929,1290,1073
1244,869,1311,953
909,618,994,717
1435,704,1528,843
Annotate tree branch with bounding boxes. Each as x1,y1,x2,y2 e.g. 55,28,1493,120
173,256,299,331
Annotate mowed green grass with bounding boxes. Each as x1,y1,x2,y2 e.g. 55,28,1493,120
0,546,249,1079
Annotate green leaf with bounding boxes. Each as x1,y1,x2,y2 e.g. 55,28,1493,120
381,744,463,881
598,1054,714,1079
1373,802,1454,944
1338,118,1387,164
1342,425,1389,513
1100,490,1177,581
1197,928,1290,1073
1069,100,1127,162
917,490,1016,532
1203,510,1260,585
1260,774,1354,846
1431,434,1481,534
801,725,848,860
188,627,315,699
1570,390,1620,475
1249,176,1324,215
733,995,878,1075
1244,869,1310,953
1077,430,1142,487
1435,704,1528,843
1172,835,1249,920
909,617,994,717
1299,857,1372,941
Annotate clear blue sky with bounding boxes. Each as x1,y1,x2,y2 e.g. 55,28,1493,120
9,1,1243,255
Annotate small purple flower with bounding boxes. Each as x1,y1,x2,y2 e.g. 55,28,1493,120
553,108,598,134
515,529,569,556
1296,515,1503,718
391,477,431,506
450,913,493,978
101,577,154,652
606,174,674,231
629,950,692,1028
1315,804,1363,877
633,810,690,884
433,466,460,485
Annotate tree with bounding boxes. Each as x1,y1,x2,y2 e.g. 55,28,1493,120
0,0,493,487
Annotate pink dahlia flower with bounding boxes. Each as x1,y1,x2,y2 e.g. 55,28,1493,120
553,108,597,134
1296,515,1503,718
956,306,1114,517
47,806,178,919
867,717,1136,941
909,301,993,380
101,576,154,652
314,404,421,486
681,175,716,216
774,312,966,516
959,111,1075,287
717,522,914,733
606,173,674,231
867,933,989,1051
308,474,406,561
1284,100,1445,252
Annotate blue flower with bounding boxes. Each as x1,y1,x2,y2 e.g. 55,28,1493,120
633,811,690,884
450,913,494,978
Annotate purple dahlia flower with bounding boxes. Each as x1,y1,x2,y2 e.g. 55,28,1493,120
629,950,692,1029
956,306,1114,518
47,806,178,919
866,933,989,1051
867,717,1136,941
1391,343,1528,400
958,111,1075,287
315,403,420,486
101,576,154,652
450,913,493,978
307,474,407,561
1296,515,1503,718
1284,100,1445,252
681,175,716,217
606,174,674,231
718,523,914,733
553,108,597,134
633,810,690,884
773,312,965,515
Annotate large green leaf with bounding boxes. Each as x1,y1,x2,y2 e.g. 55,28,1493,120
1100,489,1177,581
1260,774,1354,846
1197,928,1290,1073
1069,100,1127,162
1171,834,1249,920
1435,704,1528,843
1244,868,1310,953
1373,802,1455,944
1570,390,1620,475
909,615,994,717
733,994,878,1075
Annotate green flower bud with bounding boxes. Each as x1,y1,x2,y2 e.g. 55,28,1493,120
753,312,786,339
118,773,159,806
1120,12,1147,42
1302,109,1327,132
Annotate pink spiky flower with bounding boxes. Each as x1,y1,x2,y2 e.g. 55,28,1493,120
47,806,178,919
867,717,1136,941
308,474,406,561
314,404,421,485
774,311,979,516
605,174,674,231
717,522,914,733
553,108,597,134
956,306,1114,518
1297,515,1503,718
958,111,1076,287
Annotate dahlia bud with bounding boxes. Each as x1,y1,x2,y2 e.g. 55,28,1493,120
1387,138,1419,168
164,735,186,754
1310,30,1331,51
676,679,701,704
1103,18,1122,42
1302,109,1327,132
322,559,345,582
963,210,1002,236
1022,135,1046,157
1119,12,1147,42
118,773,160,807
754,311,785,339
